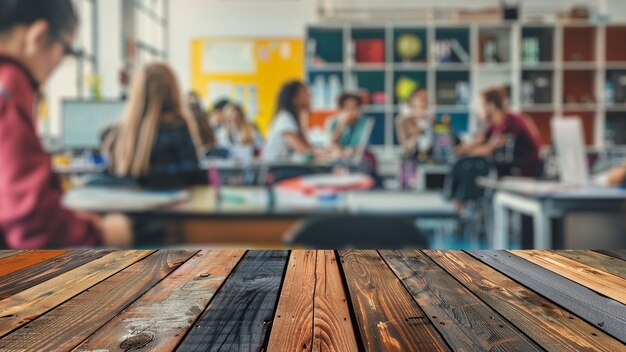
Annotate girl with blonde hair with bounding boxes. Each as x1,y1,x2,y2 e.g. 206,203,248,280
108,63,203,186
218,104,263,151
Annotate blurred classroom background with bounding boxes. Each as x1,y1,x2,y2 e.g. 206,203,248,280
42,0,626,249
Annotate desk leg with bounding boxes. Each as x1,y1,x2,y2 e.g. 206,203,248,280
532,204,551,249
416,167,425,191
492,192,508,249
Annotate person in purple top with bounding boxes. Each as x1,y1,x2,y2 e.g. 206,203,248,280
456,87,541,177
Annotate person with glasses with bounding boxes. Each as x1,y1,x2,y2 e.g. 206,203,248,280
0,0,132,248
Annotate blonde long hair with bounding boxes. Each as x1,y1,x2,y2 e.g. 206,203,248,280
111,63,202,178
224,104,255,146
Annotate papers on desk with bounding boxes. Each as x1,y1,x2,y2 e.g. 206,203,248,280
63,187,189,212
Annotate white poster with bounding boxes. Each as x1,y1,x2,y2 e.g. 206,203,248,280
203,41,256,74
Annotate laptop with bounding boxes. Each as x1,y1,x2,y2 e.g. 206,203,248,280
551,117,590,186
351,117,375,163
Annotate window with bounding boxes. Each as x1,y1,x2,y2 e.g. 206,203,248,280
43,0,98,138
124,0,169,66
73,0,98,97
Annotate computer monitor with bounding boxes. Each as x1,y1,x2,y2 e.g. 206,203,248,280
62,100,125,149
551,117,589,185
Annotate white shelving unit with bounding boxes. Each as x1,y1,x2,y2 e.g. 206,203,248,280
306,21,626,150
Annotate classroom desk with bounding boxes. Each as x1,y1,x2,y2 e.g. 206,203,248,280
0,249,624,351
164,187,457,246
53,164,107,175
64,186,458,246
478,177,626,249
416,163,451,191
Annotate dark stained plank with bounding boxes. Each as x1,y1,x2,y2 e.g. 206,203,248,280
0,250,154,337
267,250,359,352
554,250,626,280
595,250,626,262
338,250,449,352
466,250,626,343
74,250,245,352
177,250,289,352
511,250,626,305
0,250,197,351
429,250,626,351
0,250,69,276
0,250,113,301
380,250,542,352
0,250,25,260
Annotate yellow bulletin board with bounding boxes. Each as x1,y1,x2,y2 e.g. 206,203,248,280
190,37,304,135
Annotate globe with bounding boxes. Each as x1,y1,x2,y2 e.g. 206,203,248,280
397,34,422,61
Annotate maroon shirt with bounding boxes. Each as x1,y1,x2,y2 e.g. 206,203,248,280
484,113,541,177
0,54,102,248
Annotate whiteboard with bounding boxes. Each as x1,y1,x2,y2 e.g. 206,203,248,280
62,100,125,149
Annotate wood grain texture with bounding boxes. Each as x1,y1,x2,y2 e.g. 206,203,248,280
0,250,154,338
511,250,626,305
554,250,626,280
176,250,289,352
267,250,359,352
0,250,69,276
0,250,197,351
338,250,449,352
594,250,626,262
466,250,626,344
0,250,113,301
0,251,25,260
428,250,626,352
74,250,245,352
380,250,542,352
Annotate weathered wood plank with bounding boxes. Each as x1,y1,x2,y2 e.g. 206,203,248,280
0,250,69,277
74,250,245,352
177,250,289,352
594,250,626,262
554,250,626,280
267,250,359,352
0,251,25,260
380,250,542,352
0,250,196,351
0,250,154,337
466,250,626,344
0,250,113,301
338,250,449,352
511,250,626,305
429,250,626,351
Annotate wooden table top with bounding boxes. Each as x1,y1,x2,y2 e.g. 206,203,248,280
0,249,624,351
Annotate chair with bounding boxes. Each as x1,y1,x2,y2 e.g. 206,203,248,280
443,157,494,239
443,157,493,202
287,215,428,249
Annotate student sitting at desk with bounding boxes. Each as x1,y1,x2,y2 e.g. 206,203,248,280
187,91,215,152
262,80,316,162
395,87,435,158
0,0,131,248
456,87,540,177
107,63,203,187
209,98,230,132
217,103,263,152
326,93,370,156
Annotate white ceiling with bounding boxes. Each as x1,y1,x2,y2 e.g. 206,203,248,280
319,0,611,21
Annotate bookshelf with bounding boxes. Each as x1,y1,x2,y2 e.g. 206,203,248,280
306,21,626,149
